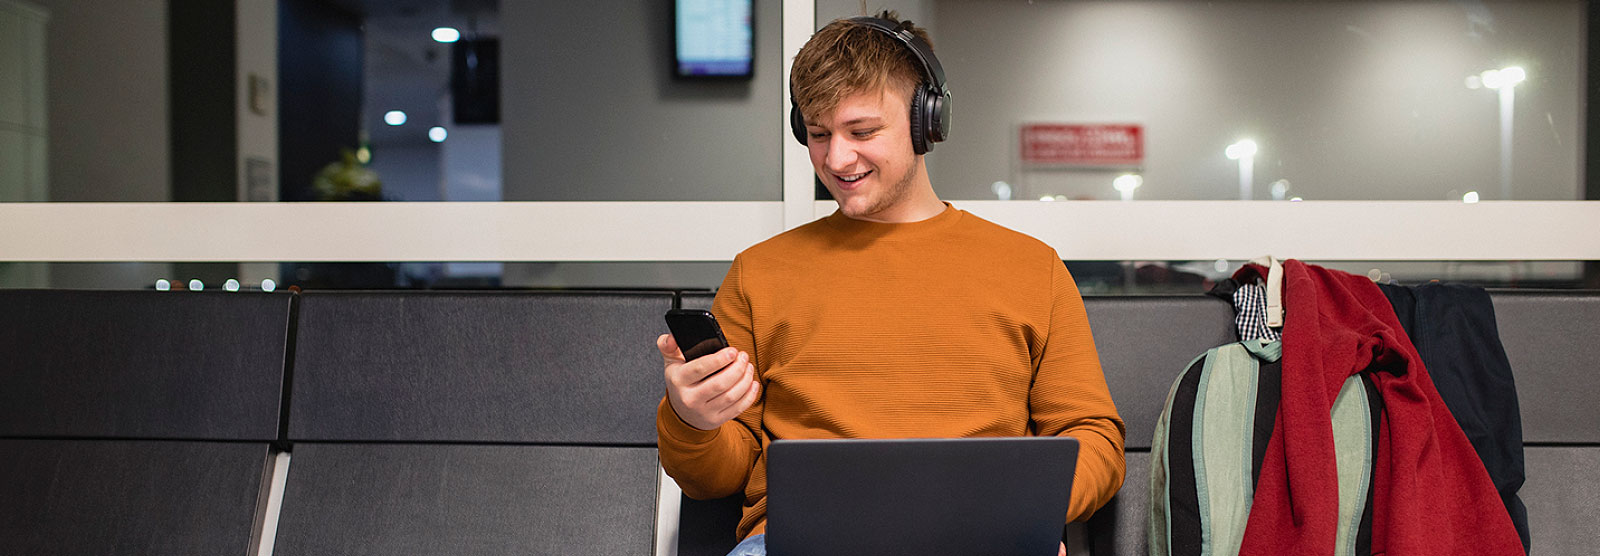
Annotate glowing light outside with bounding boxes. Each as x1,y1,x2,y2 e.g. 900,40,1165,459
384,110,407,126
224,279,241,292
432,27,461,43
1270,179,1291,201
991,181,1012,201
1225,140,1258,200
155,279,170,291
1040,195,1056,202
1213,259,1229,273
356,146,372,164
261,279,277,293
1224,139,1258,160
1476,66,1526,200
1479,66,1526,90
1112,174,1143,201
1463,191,1481,204
189,279,204,291
429,126,449,143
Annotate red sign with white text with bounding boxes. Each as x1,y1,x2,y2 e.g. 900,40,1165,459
1020,123,1143,167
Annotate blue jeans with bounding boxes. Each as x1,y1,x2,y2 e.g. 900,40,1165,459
726,533,766,556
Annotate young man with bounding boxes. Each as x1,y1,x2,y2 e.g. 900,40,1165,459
656,13,1125,555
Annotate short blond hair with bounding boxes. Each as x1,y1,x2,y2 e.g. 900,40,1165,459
790,12,933,125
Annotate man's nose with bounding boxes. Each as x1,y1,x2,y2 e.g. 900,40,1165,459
825,135,858,170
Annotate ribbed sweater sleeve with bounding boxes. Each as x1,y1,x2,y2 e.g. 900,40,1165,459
1034,260,1127,521
657,255,765,500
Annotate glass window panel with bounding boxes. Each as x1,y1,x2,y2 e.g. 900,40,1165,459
817,1,1587,202
24,0,783,203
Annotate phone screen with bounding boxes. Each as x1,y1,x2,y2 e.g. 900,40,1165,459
665,309,730,361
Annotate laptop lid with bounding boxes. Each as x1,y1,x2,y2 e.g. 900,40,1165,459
766,436,1079,556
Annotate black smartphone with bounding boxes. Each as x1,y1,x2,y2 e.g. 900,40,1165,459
665,309,731,362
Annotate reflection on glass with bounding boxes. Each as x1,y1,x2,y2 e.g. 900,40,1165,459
818,1,1585,202
361,0,502,205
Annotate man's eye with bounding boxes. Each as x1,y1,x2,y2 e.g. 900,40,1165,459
852,128,880,138
808,131,829,140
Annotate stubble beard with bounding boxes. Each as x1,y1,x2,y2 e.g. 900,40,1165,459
841,161,920,221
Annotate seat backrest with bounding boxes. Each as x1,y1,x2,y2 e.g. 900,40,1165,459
287,290,670,443
0,290,291,440
1083,296,1236,450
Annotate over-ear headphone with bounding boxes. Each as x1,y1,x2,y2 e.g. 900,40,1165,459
789,16,952,155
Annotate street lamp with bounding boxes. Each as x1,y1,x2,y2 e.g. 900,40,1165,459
1112,174,1143,201
1478,66,1525,200
1225,139,1258,200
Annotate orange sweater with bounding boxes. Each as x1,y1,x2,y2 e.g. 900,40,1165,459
657,204,1126,540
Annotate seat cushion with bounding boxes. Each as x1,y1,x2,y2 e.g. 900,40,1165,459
273,443,659,555
0,439,269,555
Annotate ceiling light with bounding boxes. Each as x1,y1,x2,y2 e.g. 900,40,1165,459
432,27,461,43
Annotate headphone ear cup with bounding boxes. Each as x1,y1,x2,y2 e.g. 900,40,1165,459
790,104,808,146
927,91,949,143
909,86,929,155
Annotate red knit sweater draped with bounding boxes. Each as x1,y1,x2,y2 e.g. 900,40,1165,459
1235,260,1522,555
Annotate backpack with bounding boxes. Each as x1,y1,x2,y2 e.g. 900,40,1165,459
1148,339,1382,556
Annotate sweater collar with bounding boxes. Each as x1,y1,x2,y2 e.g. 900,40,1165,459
822,202,963,240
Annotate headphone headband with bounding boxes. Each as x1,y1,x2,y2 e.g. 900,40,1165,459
845,17,948,97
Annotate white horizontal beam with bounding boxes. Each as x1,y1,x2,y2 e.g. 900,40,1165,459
0,202,785,262
1,200,1596,262
931,200,1600,261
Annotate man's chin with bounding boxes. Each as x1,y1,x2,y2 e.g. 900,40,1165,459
835,196,875,219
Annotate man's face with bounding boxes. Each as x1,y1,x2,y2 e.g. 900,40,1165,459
804,87,923,221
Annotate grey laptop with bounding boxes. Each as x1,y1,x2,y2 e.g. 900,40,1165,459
765,436,1079,556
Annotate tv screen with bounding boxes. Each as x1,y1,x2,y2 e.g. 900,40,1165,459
675,0,754,78
451,38,499,124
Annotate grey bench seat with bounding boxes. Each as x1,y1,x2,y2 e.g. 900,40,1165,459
273,291,673,555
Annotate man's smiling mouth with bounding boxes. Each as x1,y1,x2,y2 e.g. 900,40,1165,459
836,171,870,183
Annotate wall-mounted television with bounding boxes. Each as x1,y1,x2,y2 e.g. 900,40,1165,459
452,38,500,124
675,0,754,79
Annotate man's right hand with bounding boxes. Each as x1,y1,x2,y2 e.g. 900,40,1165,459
658,334,761,431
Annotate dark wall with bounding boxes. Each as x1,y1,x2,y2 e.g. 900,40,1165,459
278,0,363,202
168,0,237,203
1588,0,1599,202
1587,0,1598,287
